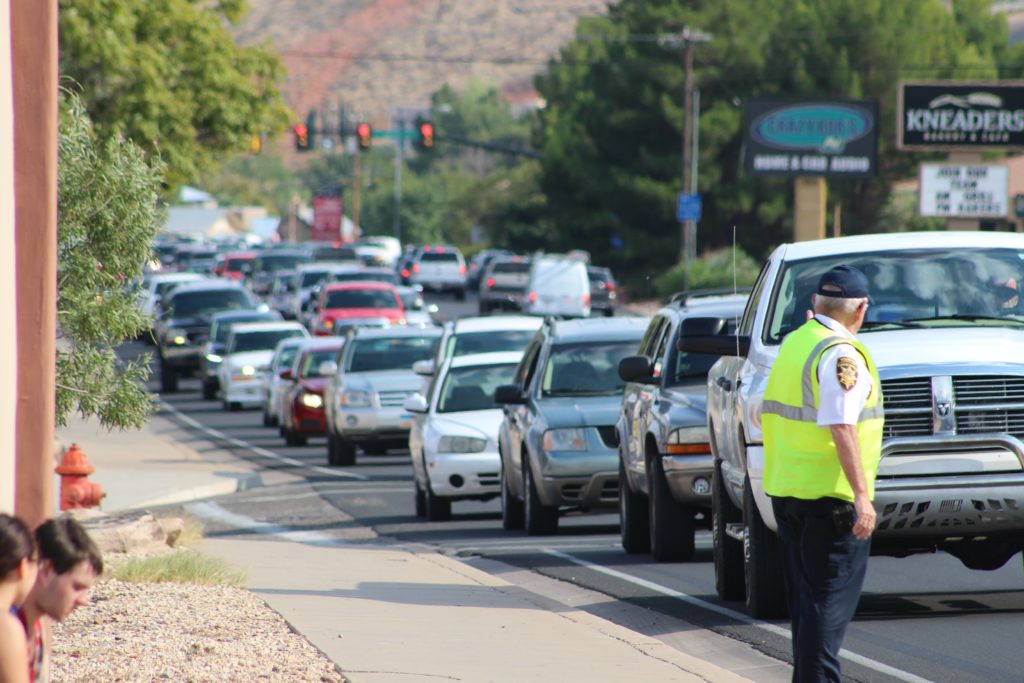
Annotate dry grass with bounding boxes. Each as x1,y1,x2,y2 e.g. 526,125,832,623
106,550,246,587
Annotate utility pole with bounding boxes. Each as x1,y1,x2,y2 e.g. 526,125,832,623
663,27,712,288
353,148,362,237
393,118,403,241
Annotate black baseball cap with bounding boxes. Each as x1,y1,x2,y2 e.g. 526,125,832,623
817,265,871,301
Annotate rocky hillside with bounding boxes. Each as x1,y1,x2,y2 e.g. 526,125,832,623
234,0,608,125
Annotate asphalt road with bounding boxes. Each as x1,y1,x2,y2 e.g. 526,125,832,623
133,290,1024,683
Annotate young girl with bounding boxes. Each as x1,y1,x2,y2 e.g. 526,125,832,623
0,514,36,683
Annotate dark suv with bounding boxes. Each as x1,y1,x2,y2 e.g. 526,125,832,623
494,316,649,535
156,281,260,393
616,291,748,561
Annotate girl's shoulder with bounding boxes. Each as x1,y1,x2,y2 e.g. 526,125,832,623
0,609,27,641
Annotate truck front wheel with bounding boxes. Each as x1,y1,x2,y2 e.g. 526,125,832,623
712,460,745,600
742,479,788,619
619,458,650,554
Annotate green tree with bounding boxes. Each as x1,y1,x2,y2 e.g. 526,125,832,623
536,0,1008,284
57,94,165,429
200,153,305,215
59,0,291,189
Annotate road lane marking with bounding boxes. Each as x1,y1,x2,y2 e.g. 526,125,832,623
186,501,350,547
157,398,368,481
543,549,933,683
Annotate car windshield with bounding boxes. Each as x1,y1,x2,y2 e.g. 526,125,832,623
541,341,638,396
212,315,272,343
345,336,439,372
299,271,330,288
170,289,253,317
255,254,306,272
155,280,191,298
299,348,341,377
437,363,518,413
275,345,301,371
324,289,398,309
312,247,358,262
450,330,536,358
765,247,1024,344
333,272,398,285
230,330,304,353
224,258,252,271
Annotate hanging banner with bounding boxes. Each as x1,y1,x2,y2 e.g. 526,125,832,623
742,99,878,178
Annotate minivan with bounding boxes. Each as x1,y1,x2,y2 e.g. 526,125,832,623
523,258,591,318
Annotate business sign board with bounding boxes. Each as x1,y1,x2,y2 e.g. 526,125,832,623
898,82,1024,149
919,164,1008,217
742,99,878,178
311,194,344,242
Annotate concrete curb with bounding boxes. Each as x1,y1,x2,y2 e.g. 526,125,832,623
124,471,265,511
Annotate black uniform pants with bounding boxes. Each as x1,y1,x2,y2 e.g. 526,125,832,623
771,495,870,683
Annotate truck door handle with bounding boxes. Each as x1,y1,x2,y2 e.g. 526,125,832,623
716,377,732,391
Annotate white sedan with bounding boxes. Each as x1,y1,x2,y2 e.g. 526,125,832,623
405,351,522,521
218,322,309,411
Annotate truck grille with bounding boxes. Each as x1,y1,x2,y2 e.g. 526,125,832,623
880,376,1024,439
378,390,411,408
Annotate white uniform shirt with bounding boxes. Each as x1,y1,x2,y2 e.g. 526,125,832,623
814,314,872,427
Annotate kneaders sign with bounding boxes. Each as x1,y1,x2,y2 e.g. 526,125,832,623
898,82,1024,150
742,99,879,178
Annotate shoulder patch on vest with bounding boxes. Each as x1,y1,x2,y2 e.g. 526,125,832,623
836,356,858,392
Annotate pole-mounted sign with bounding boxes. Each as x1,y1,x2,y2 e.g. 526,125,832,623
898,82,1024,150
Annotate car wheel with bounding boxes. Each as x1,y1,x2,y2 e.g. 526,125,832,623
743,478,787,619
478,303,490,315
603,308,614,318
363,442,388,456
285,429,307,447
649,455,695,562
413,477,426,518
500,460,524,530
454,287,466,301
160,358,178,394
713,459,745,600
619,458,650,554
228,401,241,412
524,460,558,536
335,435,356,467
202,379,217,401
425,480,452,521
326,433,338,466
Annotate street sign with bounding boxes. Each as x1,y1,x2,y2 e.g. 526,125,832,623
919,164,1008,217
677,193,702,222
312,195,344,242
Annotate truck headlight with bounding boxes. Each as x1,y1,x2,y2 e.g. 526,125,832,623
666,426,711,455
300,392,323,409
543,428,587,451
339,390,371,407
437,436,487,453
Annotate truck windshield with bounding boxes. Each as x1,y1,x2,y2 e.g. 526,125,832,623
764,247,1024,344
541,341,638,397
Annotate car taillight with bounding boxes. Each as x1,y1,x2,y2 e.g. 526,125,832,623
412,264,420,273
606,282,616,290
583,294,591,304
486,278,495,288
459,265,467,275
401,269,410,278
528,291,538,302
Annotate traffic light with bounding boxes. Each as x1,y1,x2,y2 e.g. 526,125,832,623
250,133,262,154
356,122,372,150
416,118,434,150
294,124,310,152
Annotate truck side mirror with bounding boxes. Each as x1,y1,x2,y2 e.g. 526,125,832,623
493,384,526,405
618,355,657,384
677,317,750,357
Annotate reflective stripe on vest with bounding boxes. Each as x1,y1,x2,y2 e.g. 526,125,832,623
761,319,883,501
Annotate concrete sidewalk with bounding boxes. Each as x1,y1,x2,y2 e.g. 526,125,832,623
66,408,789,682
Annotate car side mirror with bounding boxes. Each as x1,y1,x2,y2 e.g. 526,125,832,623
677,317,750,357
318,360,338,377
403,393,429,413
493,384,526,405
412,359,435,376
279,369,294,380
618,355,657,384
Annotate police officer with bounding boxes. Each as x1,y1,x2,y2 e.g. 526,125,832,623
761,264,883,683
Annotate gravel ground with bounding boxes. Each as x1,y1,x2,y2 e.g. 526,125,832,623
51,579,345,683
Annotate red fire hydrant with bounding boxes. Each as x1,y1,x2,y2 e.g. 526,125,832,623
56,443,105,511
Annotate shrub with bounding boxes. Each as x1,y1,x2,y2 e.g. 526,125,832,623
655,247,762,299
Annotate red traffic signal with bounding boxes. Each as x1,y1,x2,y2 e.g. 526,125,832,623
294,124,310,152
356,122,372,150
417,120,434,149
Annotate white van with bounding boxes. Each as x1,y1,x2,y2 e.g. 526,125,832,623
523,257,591,318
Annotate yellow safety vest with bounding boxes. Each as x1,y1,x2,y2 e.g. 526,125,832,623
762,319,884,502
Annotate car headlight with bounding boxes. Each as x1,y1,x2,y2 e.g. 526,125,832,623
166,328,188,345
205,353,222,364
543,428,588,451
241,365,256,376
437,435,487,453
339,390,371,407
300,392,323,409
666,426,711,455
320,318,334,329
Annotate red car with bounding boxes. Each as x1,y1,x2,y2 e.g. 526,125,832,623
213,252,257,280
312,281,405,336
280,339,344,446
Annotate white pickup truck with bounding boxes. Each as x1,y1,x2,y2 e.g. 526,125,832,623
680,231,1024,618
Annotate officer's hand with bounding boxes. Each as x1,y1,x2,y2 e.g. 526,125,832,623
853,495,876,540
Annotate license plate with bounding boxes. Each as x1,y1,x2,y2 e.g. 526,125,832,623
400,413,412,428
